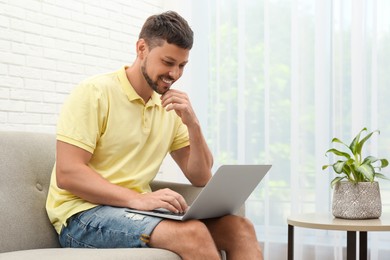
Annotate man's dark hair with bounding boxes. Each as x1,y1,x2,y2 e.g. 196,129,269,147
139,11,193,50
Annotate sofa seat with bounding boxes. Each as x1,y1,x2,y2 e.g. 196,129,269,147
0,248,181,260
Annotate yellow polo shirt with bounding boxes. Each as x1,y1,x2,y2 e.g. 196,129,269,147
46,66,190,233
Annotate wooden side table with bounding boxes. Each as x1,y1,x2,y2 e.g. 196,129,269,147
287,213,390,260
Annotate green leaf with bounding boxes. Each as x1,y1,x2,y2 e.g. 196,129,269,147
356,129,379,155
325,148,351,160
363,156,389,169
374,173,389,180
331,176,346,188
331,137,349,147
330,138,351,156
332,160,346,173
356,164,375,182
349,127,367,154
362,155,379,164
380,159,389,168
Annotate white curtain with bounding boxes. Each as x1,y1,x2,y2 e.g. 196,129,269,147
187,0,390,259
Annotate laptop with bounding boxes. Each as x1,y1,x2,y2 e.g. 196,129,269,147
125,164,271,221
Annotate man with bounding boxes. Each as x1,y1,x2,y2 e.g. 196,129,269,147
46,11,263,259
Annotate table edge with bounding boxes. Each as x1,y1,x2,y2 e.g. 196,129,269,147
287,213,390,231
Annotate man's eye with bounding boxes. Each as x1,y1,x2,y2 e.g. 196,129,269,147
163,60,174,66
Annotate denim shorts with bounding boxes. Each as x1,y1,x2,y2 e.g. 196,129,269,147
59,206,163,248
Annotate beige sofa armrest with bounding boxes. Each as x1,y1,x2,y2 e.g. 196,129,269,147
150,180,245,217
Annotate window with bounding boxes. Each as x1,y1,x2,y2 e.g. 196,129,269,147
188,0,390,258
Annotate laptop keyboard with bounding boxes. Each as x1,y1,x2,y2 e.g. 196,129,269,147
152,208,185,216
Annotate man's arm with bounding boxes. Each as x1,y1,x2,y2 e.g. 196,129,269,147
170,124,213,187
56,140,188,213
162,90,213,186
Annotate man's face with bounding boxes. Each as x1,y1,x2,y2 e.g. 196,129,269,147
141,41,189,95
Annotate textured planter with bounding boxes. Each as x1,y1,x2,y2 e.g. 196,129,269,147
332,181,382,219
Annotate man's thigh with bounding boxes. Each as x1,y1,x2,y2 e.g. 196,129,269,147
59,206,163,248
148,218,214,251
201,215,257,247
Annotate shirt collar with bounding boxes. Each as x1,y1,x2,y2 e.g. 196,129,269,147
118,65,162,107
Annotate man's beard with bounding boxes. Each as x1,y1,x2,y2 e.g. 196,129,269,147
141,58,166,95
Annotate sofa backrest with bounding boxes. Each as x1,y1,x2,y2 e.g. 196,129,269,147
0,131,60,253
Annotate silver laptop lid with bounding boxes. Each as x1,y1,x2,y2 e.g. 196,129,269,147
182,164,271,220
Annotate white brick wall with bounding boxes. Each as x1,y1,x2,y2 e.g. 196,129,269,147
0,0,191,181
0,0,168,133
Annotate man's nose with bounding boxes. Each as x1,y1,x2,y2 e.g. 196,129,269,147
169,67,182,80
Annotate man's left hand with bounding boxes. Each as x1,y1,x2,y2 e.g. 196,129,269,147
161,89,198,127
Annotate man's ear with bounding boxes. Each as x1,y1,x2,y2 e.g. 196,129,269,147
136,39,148,59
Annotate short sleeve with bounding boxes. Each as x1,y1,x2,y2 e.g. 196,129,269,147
169,117,190,152
57,83,107,153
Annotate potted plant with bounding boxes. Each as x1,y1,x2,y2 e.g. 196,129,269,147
322,127,389,219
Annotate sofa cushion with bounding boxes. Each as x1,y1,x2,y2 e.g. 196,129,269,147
0,248,181,260
0,132,60,253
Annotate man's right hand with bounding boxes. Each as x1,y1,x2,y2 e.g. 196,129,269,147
130,188,188,214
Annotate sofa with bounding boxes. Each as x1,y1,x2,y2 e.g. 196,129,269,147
0,131,243,259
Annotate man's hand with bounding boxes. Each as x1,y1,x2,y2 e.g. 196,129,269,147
130,188,188,214
161,89,198,127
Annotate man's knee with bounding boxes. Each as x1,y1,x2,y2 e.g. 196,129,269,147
232,215,255,230
150,219,214,246
150,219,220,259
215,215,257,239
180,219,213,241
220,215,253,227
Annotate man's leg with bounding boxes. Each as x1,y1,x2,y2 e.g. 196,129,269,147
60,205,221,259
59,206,165,248
202,215,263,260
149,219,221,260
